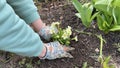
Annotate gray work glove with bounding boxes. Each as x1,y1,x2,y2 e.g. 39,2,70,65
40,41,75,60
38,26,58,41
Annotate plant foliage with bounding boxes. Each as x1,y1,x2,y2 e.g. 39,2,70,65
72,0,120,33
50,22,78,45
72,0,98,27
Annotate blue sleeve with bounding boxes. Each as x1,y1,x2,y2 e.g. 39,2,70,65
0,0,43,57
7,0,40,24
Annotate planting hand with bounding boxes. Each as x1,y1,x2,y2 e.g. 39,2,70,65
39,41,75,60
31,19,58,41
38,26,58,41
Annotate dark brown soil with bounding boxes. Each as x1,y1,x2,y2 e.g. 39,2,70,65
0,1,120,68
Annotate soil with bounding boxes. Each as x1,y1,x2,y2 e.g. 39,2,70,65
0,0,120,68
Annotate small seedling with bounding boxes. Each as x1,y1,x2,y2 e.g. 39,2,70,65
113,43,120,52
82,62,88,68
97,35,115,68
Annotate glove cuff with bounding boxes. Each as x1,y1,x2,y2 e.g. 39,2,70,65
39,45,47,59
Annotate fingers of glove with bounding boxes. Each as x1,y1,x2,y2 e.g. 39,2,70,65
45,49,73,59
49,41,75,52
58,52,74,58
62,46,75,52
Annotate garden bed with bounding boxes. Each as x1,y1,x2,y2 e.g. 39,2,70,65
0,0,120,68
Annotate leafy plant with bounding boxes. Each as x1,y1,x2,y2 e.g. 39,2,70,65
93,0,120,33
72,0,120,33
96,13,113,33
72,0,99,27
50,22,78,45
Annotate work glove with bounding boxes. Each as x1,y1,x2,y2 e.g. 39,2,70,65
38,26,58,41
40,41,75,60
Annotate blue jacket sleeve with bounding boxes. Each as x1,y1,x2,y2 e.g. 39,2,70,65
0,0,43,57
7,0,40,24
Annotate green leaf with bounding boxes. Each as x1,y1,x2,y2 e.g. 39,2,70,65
104,56,111,64
103,20,110,28
112,8,117,24
112,0,120,7
82,62,88,68
103,56,115,68
90,12,99,21
103,13,113,26
110,25,120,31
71,0,82,13
112,7,120,25
103,57,110,68
93,0,113,15
97,15,105,30
91,0,98,4
72,0,94,27
82,3,93,22
97,13,113,33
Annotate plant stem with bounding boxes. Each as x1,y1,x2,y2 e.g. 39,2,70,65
75,30,93,35
99,35,103,58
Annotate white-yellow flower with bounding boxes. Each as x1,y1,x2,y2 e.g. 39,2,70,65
50,29,55,34
62,26,72,39
62,32,69,39
65,26,72,36
50,22,60,34
51,22,60,28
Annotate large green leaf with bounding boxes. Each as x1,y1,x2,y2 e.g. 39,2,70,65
93,0,113,15
80,3,93,27
97,14,111,32
110,25,120,31
91,0,98,4
112,8,117,24
72,0,95,27
73,0,120,33
112,0,120,7
113,7,120,25
71,0,82,13
97,15,105,30
90,12,99,21
103,13,113,27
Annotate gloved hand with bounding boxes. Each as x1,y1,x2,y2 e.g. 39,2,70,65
40,41,75,60
38,26,58,41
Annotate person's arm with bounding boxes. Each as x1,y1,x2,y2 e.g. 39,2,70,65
7,0,40,24
7,0,56,40
3,0,74,59
7,0,47,33
0,1,44,57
